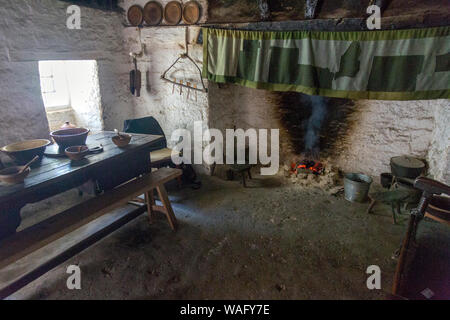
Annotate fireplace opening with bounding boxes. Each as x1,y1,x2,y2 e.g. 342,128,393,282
277,92,356,159
291,160,325,176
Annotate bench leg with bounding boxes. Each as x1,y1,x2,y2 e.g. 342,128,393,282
145,191,156,223
156,184,178,231
367,198,376,214
175,165,182,189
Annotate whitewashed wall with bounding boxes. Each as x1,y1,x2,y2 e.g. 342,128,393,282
120,0,209,172
428,102,450,183
65,60,104,131
122,26,208,146
208,84,449,183
334,99,449,183
1,0,447,183
0,0,133,151
119,0,448,182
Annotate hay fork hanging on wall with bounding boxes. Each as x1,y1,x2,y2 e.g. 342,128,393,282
161,27,208,96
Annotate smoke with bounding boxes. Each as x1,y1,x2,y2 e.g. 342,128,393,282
304,95,328,157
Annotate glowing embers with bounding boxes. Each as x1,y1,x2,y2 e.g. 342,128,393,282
290,160,325,175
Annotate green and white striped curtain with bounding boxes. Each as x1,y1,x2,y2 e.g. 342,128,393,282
202,26,450,100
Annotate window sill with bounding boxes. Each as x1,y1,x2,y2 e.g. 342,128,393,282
45,106,73,114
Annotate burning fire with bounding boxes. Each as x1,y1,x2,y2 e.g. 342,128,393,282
291,160,324,175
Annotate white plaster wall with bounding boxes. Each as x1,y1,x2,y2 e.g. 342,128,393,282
428,101,450,184
65,60,104,131
208,83,450,183
120,1,209,160
0,0,133,151
119,0,448,182
333,99,449,183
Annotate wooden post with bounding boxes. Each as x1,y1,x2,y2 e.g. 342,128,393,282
369,0,390,13
305,0,322,19
257,0,271,21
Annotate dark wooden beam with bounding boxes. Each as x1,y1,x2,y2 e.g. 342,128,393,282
305,0,322,19
368,0,390,13
208,13,449,32
257,0,271,21
58,0,122,13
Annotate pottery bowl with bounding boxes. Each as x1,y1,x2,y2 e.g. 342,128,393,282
112,134,132,148
0,166,31,184
50,128,90,149
0,139,50,165
65,145,90,161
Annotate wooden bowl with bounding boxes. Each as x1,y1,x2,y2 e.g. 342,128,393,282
0,166,31,184
65,145,89,161
164,1,182,25
143,1,163,25
112,134,132,148
50,128,90,149
0,139,50,165
127,4,144,26
182,1,201,24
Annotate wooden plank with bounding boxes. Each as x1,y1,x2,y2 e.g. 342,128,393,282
0,168,182,269
0,205,147,299
58,0,120,13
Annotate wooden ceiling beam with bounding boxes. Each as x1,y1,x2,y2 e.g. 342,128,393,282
58,0,122,13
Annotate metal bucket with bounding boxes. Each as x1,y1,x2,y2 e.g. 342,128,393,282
344,173,373,203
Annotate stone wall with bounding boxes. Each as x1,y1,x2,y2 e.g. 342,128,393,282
120,0,209,172
65,60,104,131
0,0,132,151
428,102,450,183
208,82,449,183
2,0,446,183
333,99,449,182
119,0,449,183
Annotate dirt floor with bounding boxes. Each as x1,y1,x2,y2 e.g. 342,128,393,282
2,173,447,300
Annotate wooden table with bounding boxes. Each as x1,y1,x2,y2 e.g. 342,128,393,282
0,131,163,241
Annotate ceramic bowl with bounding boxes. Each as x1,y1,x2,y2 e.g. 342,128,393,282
0,139,50,165
50,128,90,149
65,145,90,161
112,134,132,148
0,166,31,184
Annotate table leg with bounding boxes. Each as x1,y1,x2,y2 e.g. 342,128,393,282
0,207,22,241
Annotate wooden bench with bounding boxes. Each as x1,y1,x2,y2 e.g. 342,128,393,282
0,167,181,298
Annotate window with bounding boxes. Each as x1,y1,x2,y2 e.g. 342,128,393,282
38,61,71,110
38,60,103,131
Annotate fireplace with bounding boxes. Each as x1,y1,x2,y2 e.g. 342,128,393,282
276,92,356,159
208,83,449,184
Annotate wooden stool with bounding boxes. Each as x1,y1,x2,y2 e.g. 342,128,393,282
229,164,253,187
367,190,414,224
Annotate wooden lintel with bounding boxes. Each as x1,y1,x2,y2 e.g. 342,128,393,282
305,0,322,19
